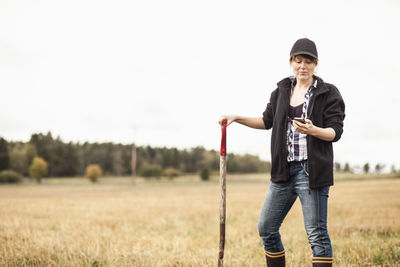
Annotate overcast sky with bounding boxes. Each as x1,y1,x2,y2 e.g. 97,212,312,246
1,0,399,170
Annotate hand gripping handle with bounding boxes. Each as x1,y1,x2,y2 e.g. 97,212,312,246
220,120,227,156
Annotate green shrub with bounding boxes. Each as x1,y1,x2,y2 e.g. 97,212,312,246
139,165,163,179
85,164,103,183
200,167,210,181
163,167,180,179
29,157,48,183
0,170,22,184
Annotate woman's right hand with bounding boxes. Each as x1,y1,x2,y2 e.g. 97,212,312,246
218,115,237,127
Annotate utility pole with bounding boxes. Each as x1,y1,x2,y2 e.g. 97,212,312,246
131,143,137,185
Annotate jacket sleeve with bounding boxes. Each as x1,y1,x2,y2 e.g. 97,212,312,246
323,85,345,142
262,89,277,130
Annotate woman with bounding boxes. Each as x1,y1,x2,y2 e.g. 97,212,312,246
219,38,345,267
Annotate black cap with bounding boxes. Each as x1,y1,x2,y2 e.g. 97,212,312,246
290,38,318,59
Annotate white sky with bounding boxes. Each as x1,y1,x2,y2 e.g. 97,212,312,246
1,0,399,169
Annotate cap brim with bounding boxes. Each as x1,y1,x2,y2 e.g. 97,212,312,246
291,51,318,59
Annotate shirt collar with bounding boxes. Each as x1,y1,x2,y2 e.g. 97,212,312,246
290,76,317,89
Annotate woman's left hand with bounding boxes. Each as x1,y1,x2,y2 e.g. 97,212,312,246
293,119,315,135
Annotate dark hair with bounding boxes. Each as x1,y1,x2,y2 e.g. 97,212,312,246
290,54,318,64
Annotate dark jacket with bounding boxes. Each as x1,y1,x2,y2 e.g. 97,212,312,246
262,75,345,188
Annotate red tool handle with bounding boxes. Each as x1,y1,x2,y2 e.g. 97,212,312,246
220,120,227,156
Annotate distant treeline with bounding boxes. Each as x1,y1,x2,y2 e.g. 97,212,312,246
0,132,270,178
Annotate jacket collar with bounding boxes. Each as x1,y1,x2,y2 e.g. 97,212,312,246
277,75,329,95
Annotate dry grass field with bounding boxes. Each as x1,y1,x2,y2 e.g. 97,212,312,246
0,175,399,267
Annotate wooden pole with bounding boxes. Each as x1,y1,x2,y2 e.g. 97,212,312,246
218,120,227,267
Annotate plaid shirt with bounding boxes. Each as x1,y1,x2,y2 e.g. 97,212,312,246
287,77,317,162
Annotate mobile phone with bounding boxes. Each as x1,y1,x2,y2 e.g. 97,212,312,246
293,117,306,123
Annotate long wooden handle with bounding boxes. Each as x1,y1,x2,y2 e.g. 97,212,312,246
220,120,227,157
218,120,227,267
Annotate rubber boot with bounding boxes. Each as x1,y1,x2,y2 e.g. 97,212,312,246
312,257,333,267
264,250,285,267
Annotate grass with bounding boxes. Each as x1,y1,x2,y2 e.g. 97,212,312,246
0,174,399,266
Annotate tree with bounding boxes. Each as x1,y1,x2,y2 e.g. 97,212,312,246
202,150,219,171
343,162,351,173
85,164,103,183
112,146,125,176
60,142,80,177
131,144,137,178
82,142,114,176
182,147,205,172
9,143,37,176
200,167,210,181
29,157,48,183
390,165,397,174
29,132,54,173
363,163,370,174
375,163,385,174
226,153,268,173
163,167,180,179
0,137,10,171
334,162,342,172
9,133,271,178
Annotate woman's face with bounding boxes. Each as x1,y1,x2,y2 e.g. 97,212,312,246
290,55,317,82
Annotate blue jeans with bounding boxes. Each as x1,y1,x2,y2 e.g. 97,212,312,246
258,161,332,258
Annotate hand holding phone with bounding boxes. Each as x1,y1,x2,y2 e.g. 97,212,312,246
293,117,306,124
